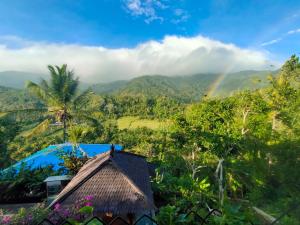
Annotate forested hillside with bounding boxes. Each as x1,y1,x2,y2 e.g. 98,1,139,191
0,86,43,111
212,70,278,96
0,70,273,110
0,57,299,224
92,70,274,100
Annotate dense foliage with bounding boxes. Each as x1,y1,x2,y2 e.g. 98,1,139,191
0,56,299,224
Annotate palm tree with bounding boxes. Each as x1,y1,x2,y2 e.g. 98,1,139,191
26,64,86,142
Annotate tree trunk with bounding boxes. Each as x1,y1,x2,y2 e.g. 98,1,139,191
272,112,277,130
241,108,250,135
63,104,67,142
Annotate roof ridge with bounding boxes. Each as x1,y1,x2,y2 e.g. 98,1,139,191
115,151,146,158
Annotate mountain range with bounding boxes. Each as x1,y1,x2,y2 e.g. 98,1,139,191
91,70,275,100
0,70,276,110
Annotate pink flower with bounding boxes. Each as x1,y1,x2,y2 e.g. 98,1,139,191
85,195,93,201
2,216,11,224
85,201,92,206
54,203,61,211
62,209,70,217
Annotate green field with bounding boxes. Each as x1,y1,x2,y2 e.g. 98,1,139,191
117,116,170,130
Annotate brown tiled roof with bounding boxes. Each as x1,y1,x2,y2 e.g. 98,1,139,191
50,150,156,214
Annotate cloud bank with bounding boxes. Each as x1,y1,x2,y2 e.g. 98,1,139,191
0,35,275,83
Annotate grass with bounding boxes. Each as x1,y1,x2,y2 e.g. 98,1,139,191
117,116,170,130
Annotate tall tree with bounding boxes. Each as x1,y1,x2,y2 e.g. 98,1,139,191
26,64,79,142
266,55,299,130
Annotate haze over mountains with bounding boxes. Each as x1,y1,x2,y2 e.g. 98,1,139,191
0,71,49,89
0,69,275,111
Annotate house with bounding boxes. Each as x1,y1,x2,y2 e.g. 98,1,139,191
50,148,156,224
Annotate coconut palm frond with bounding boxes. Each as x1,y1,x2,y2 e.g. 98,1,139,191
21,119,51,138
26,81,51,103
68,125,91,144
65,72,79,103
69,78,80,98
25,64,81,141
72,88,94,109
4,108,48,114
73,110,100,127
47,64,80,105
40,79,49,90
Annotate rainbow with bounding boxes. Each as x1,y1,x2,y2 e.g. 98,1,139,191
206,64,235,98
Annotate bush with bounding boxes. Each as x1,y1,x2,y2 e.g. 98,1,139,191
1,203,49,225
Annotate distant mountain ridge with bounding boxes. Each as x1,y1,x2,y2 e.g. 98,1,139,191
0,71,91,90
0,70,276,109
91,70,275,100
0,71,48,89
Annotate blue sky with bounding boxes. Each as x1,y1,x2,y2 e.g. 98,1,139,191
0,0,299,81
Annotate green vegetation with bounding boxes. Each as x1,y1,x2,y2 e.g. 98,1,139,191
0,56,299,224
0,86,43,111
91,71,273,101
26,64,94,142
117,116,170,130
0,70,273,107
213,70,277,96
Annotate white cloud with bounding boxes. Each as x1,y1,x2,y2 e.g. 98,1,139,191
123,0,166,23
171,8,190,24
261,27,300,47
0,35,276,83
123,1,191,24
261,38,282,46
287,28,300,35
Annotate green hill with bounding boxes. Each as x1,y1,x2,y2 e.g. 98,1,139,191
0,86,42,111
91,70,274,101
91,73,220,101
91,80,128,94
0,70,275,110
213,70,276,96
116,74,219,101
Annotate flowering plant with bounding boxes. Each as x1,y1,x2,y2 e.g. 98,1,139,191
48,195,94,224
0,203,49,225
0,196,94,225
1,215,11,224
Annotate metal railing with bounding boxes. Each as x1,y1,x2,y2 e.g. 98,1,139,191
38,209,222,225
37,203,300,225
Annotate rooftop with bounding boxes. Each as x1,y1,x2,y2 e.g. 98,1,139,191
2,143,123,172
51,149,156,214
44,175,73,182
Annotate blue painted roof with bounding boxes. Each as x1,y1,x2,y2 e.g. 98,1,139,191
3,143,122,172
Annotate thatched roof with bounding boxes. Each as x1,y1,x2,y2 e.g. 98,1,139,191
50,149,156,214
